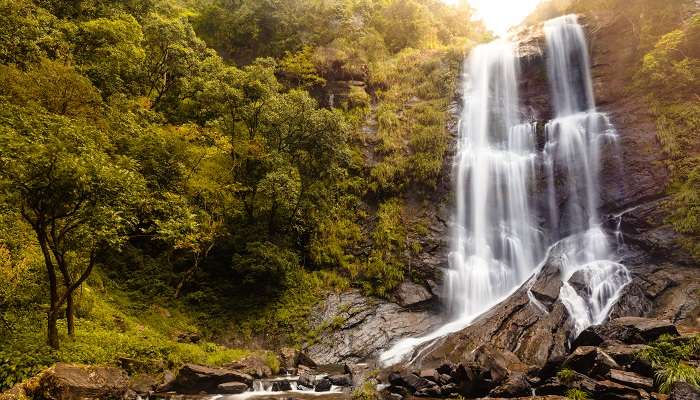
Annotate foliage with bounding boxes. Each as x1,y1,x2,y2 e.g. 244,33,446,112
0,0,487,379
565,388,590,400
632,12,700,258
352,380,380,400
557,368,577,384
636,334,700,393
655,361,700,394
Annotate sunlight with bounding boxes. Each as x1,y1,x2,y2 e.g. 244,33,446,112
444,0,543,36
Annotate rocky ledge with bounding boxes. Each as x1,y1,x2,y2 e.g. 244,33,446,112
383,317,700,400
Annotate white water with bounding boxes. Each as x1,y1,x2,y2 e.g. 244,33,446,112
380,15,629,366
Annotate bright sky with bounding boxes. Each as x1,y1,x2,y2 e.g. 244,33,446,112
444,0,543,36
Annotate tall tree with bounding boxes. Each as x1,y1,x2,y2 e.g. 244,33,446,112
0,102,144,348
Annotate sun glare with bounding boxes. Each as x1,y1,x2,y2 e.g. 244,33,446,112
444,0,543,36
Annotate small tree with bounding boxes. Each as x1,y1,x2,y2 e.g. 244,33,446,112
0,102,144,348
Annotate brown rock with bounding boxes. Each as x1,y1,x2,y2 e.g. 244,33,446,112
607,369,654,391
35,363,130,400
394,281,433,307
164,364,252,394
563,346,619,378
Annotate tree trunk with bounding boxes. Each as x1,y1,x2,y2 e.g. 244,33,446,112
66,293,75,336
47,308,59,349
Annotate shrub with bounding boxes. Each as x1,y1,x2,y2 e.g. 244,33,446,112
565,388,590,400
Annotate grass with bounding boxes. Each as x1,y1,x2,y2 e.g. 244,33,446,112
636,334,700,393
0,280,269,391
565,388,590,400
557,368,577,384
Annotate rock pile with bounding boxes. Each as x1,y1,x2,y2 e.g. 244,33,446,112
384,318,700,400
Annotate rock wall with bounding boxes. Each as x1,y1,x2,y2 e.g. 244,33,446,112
306,10,699,367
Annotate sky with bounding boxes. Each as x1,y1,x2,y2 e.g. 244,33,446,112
444,0,543,36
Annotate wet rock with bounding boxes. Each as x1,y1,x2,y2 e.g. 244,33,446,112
297,369,315,389
563,346,619,378
394,281,433,307
329,374,352,387
34,363,130,400
607,369,654,391
669,382,700,400
218,382,249,394
305,290,441,364
165,364,252,394
414,385,441,397
314,378,332,392
271,380,292,392
573,317,679,348
608,282,654,319
530,259,563,309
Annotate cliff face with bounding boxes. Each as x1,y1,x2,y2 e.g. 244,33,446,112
413,11,700,369
305,8,699,368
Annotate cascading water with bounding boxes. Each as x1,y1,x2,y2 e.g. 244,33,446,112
447,39,543,320
380,15,629,366
542,14,630,336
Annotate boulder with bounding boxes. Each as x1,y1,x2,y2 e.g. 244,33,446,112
271,380,292,392
165,364,252,394
314,378,332,392
418,369,438,382
607,369,654,391
129,373,160,396
34,363,130,400
488,373,531,398
329,374,352,387
394,281,433,307
297,370,315,389
225,355,273,378
608,282,654,319
530,260,564,308
602,343,650,366
470,345,530,385
670,382,700,400
574,318,679,348
296,351,318,368
217,382,249,394
563,346,620,378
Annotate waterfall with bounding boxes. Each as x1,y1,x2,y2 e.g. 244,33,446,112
542,14,630,336
380,15,628,366
447,39,543,319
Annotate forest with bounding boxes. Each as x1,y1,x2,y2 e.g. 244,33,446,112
0,0,698,399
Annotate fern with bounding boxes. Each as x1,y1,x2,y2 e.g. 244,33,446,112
655,360,700,394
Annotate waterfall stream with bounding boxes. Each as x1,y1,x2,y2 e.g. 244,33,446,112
380,15,629,366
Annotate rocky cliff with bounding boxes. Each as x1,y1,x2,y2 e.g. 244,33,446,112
305,8,699,369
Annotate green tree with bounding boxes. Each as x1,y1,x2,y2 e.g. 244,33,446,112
0,102,144,348
69,13,145,97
